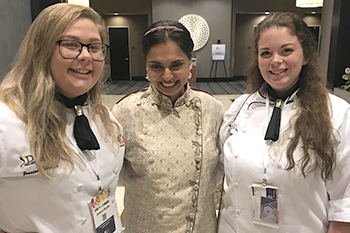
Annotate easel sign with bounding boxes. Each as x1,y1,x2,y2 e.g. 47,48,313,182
212,44,226,61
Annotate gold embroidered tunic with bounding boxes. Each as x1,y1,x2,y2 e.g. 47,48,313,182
111,84,224,233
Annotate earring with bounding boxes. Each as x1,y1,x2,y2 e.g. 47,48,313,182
188,72,192,81
145,68,150,81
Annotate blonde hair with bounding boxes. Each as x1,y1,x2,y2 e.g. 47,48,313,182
0,3,121,178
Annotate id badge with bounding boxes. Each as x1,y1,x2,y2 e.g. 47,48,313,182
88,188,116,233
251,183,279,228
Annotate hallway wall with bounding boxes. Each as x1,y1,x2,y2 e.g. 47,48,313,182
152,0,232,79
0,0,31,80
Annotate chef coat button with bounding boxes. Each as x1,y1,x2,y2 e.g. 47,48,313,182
76,184,84,192
293,105,297,110
234,154,239,158
189,212,195,219
236,209,242,215
196,102,201,108
193,184,199,190
197,129,202,135
148,157,154,164
142,128,148,134
241,127,246,133
81,217,87,225
192,194,197,202
233,182,239,188
136,101,141,106
186,102,191,107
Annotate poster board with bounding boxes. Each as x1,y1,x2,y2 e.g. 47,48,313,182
212,44,226,61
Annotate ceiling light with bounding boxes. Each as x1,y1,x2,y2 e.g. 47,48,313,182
67,0,89,6
296,0,323,8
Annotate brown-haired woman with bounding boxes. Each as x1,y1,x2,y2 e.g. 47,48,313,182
219,12,350,233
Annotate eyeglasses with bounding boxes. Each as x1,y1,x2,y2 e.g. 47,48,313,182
57,40,109,61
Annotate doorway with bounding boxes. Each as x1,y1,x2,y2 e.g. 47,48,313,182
109,27,130,80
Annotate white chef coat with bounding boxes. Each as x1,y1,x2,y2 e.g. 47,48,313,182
218,89,350,233
0,101,125,233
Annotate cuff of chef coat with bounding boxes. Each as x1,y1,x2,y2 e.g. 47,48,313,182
328,197,350,222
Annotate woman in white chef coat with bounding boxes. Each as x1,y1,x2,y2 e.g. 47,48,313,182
219,12,350,233
0,3,124,233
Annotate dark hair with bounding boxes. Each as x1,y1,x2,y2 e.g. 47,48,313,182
142,20,194,59
247,12,336,181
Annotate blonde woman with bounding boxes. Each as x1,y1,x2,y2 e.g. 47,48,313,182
0,3,124,233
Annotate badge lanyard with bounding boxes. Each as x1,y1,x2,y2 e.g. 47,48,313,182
263,96,273,185
249,96,280,228
82,150,116,232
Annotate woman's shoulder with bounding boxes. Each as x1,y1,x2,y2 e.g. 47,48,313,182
190,88,223,106
110,89,148,122
226,93,254,113
328,93,350,114
328,93,350,122
0,102,21,122
329,93,350,108
112,89,148,110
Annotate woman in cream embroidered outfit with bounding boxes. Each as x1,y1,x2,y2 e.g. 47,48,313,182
0,4,124,233
111,20,224,233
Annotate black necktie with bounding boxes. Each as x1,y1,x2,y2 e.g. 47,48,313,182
56,92,100,150
264,81,300,142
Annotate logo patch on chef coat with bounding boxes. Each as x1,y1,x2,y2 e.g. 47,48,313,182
20,153,35,168
20,153,38,176
118,135,125,147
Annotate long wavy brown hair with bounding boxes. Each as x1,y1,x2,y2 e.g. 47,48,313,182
0,3,121,178
246,12,336,181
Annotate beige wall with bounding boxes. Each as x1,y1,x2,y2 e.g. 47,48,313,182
152,0,232,78
105,15,148,77
91,0,330,79
0,0,31,80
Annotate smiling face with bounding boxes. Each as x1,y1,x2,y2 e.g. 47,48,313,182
258,26,307,96
146,41,191,103
50,18,104,98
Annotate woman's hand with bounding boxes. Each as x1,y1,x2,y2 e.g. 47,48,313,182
328,221,350,233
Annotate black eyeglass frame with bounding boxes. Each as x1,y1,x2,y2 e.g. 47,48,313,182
56,40,110,61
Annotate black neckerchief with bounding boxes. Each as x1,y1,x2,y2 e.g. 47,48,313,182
264,81,300,142
56,92,100,150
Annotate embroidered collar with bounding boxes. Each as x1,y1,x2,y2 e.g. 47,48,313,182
145,83,192,108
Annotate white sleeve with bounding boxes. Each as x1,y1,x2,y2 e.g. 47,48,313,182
327,106,350,223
